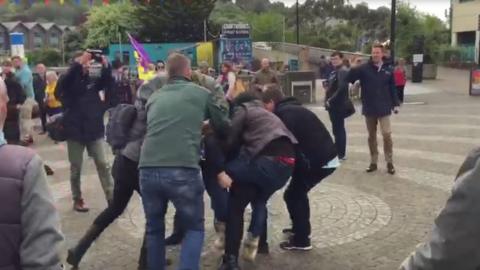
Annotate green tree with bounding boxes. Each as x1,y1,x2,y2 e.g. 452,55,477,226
84,2,140,48
248,12,285,42
64,29,86,61
136,0,216,42
27,48,62,66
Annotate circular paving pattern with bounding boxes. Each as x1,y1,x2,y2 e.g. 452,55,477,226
268,183,391,249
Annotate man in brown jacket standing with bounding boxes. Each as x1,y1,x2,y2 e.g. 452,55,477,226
0,78,63,270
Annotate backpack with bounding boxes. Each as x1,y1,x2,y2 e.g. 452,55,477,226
105,104,137,151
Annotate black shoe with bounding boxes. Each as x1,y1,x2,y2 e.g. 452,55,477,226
387,163,396,175
258,242,270,255
218,254,241,270
165,231,184,246
366,164,378,173
44,165,54,176
282,228,294,234
67,225,103,267
279,239,312,251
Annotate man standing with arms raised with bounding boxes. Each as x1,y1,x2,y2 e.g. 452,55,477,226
348,44,400,175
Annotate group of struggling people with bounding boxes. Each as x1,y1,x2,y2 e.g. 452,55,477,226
65,51,340,270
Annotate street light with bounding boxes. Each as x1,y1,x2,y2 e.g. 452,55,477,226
390,0,396,62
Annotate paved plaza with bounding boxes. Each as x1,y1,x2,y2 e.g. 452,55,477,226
33,67,480,270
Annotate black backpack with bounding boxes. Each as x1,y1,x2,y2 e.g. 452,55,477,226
105,104,137,152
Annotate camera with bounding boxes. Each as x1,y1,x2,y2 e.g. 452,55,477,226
86,49,103,63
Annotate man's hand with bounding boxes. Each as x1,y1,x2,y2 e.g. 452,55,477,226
217,171,233,189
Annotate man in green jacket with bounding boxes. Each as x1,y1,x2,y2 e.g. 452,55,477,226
139,53,229,270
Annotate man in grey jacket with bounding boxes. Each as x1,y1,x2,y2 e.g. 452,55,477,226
0,77,63,270
400,147,480,270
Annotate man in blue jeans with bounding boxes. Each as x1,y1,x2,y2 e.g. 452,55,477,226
139,53,230,270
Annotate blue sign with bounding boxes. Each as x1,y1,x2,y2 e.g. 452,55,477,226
10,33,24,46
220,38,252,64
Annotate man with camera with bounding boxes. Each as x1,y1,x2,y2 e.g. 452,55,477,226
60,50,114,212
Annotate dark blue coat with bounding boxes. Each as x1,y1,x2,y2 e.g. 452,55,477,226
348,60,400,117
60,62,112,143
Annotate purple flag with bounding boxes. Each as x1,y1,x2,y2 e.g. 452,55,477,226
127,33,151,71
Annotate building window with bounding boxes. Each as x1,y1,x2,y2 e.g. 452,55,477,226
33,32,43,49
50,32,60,47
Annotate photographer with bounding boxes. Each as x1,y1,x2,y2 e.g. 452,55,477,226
60,50,114,212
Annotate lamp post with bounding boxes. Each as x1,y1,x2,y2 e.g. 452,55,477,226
296,0,299,44
390,0,396,62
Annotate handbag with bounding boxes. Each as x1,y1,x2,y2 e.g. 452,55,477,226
344,98,356,118
46,113,67,142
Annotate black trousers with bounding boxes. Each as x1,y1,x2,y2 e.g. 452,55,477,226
94,154,140,228
284,167,336,245
225,182,261,257
396,85,405,103
36,98,47,132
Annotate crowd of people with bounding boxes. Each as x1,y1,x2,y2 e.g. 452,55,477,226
1,43,480,270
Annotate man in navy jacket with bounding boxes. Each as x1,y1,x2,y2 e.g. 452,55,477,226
348,44,400,175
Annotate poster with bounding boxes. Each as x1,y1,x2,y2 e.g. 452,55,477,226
220,39,252,64
470,69,480,96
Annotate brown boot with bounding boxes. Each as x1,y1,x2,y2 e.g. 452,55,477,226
73,198,90,212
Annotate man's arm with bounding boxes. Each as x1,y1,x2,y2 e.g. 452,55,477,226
206,90,231,138
400,153,480,270
347,66,361,84
20,155,63,270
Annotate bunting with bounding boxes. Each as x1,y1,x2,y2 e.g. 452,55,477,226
7,0,159,6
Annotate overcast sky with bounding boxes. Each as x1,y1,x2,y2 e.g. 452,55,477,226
281,0,450,20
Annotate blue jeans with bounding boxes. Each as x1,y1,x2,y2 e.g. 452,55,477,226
226,154,292,236
329,111,347,158
140,167,205,270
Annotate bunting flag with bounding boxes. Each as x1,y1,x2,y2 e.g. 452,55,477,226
102,0,109,5
88,0,93,6
127,33,151,73
14,0,20,4
60,0,64,5
74,0,81,5
0,0,6,5
45,0,49,5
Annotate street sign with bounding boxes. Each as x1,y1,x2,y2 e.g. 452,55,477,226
222,24,251,39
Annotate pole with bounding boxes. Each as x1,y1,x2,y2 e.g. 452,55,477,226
296,0,300,44
283,16,286,43
61,32,65,66
390,0,396,62
204,20,207,42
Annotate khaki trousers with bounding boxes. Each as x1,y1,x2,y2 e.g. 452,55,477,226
365,116,393,164
19,98,36,140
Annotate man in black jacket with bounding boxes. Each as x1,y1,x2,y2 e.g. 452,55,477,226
348,44,400,175
61,51,114,212
262,88,339,251
325,51,351,160
33,63,47,134
2,60,25,144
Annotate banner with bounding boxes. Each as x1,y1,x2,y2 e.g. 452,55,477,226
127,33,151,72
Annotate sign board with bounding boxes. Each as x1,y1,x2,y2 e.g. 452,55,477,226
220,39,252,63
470,68,480,96
413,54,424,63
222,24,251,39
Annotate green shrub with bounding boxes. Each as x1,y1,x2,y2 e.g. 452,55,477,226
26,48,63,67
